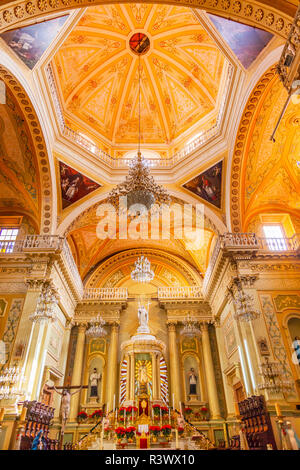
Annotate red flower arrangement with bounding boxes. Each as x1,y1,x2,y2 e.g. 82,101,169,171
91,409,102,419
149,425,161,437
77,411,88,421
178,427,184,435
125,426,136,439
152,404,161,416
115,426,126,438
162,424,172,437
119,407,127,416
184,407,193,415
201,406,208,413
126,406,138,414
160,406,169,415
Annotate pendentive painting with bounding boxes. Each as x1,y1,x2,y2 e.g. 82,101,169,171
209,14,273,69
0,15,68,69
59,161,101,209
183,161,223,209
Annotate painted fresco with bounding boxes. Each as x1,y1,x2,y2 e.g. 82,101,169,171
209,14,273,69
59,161,100,209
1,16,68,69
183,161,223,209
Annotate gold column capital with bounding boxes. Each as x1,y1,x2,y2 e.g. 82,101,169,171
167,321,177,332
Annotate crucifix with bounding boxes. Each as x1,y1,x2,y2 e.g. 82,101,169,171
46,384,88,447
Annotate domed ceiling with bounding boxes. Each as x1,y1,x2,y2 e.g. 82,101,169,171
51,4,227,157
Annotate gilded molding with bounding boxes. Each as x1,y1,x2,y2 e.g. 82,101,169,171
0,65,53,235
0,0,294,39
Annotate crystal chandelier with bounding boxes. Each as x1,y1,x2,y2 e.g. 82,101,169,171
29,281,58,323
131,255,154,283
257,357,294,394
86,315,107,338
0,367,24,400
107,44,170,215
228,279,260,322
181,314,202,338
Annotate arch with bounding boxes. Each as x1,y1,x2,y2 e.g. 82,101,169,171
0,0,295,40
0,63,56,234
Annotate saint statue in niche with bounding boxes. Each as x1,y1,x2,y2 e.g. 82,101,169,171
188,368,197,395
137,304,150,334
89,367,102,398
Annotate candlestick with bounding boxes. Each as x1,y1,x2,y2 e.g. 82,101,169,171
179,401,182,416
113,394,115,414
172,393,175,410
175,429,179,449
169,406,171,425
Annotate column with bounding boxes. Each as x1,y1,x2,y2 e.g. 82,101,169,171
54,323,72,420
69,324,86,420
130,353,135,401
106,323,119,410
156,354,161,399
152,352,158,400
215,322,235,418
167,322,181,409
201,323,221,420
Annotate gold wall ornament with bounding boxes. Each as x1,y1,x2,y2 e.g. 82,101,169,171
0,0,294,38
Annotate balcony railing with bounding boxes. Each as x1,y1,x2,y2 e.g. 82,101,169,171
158,286,203,299
203,232,300,292
83,288,128,301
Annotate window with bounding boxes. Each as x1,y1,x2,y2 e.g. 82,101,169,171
0,228,19,253
263,225,287,251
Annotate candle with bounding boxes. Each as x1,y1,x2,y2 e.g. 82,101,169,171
113,394,115,414
107,402,110,416
169,407,171,425
0,408,5,421
275,403,282,417
172,393,175,410
132,406,134,423
179,401,182,416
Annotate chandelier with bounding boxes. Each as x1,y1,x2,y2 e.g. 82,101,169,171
107,41,170,215
29,281,58,323
0,367,24,400
229,279,260,322
131,255,154,283
257,357,294,394
86,315,107,338
181,314,202,338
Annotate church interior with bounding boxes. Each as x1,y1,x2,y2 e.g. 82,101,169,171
0,0,300,451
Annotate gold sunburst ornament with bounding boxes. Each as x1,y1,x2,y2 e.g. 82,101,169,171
107,36,170,215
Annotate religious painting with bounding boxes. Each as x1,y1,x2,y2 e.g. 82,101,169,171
0,298,8,317
1,16,68,70
257,337,270,357
59,161,101,209
209,15,273,69
89,338,106,355
181,337,198,353
183,161,223,208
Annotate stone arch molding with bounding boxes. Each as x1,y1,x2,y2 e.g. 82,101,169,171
0,0,295,39
0,64,54,234
85,248,203,287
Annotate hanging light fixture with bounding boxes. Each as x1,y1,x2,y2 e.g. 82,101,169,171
107,35,170,215
86,315,107,338
29,281,58,323
181,314,202,338
131,255,154,283
228,278,260,322
257,357,294,394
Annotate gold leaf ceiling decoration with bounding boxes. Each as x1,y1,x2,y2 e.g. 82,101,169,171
52,4,226,157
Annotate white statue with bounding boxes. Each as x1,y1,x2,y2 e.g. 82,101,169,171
89,368,102,398
137,304,150,334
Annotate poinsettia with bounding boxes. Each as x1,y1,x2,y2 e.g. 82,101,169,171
119,407,127,416
115,426,126,437
91,409,102,418
201,406,208,413
160,406,169,415
152,404,161,416
178,427,184,435
162,424,172,436
125,426,136,439
184,407,193,415
77,411,88,421
149,425,161,436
